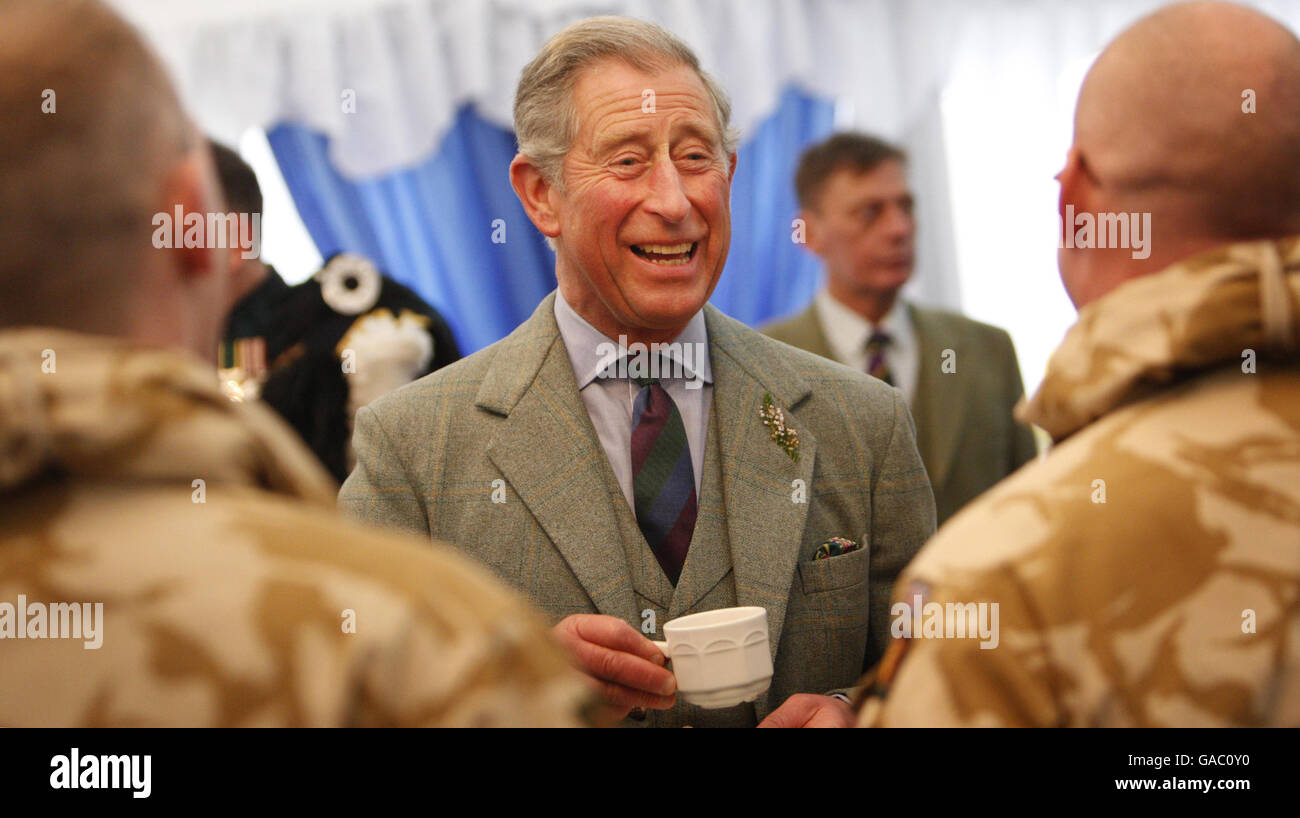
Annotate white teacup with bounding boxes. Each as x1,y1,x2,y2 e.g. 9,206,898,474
653,606,772,709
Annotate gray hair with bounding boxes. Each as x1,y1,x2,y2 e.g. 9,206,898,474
513,16,739,188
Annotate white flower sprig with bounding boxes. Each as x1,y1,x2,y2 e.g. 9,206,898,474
759,392,799,462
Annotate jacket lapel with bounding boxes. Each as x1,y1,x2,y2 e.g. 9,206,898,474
909,304,964,493
704,306,816,669
480,294,637,622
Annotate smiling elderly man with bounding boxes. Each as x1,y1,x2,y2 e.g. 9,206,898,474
340,16,935,728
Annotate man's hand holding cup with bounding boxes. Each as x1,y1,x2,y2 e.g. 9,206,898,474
552,613,676,720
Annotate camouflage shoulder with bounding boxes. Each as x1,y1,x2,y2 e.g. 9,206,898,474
225,489,598,726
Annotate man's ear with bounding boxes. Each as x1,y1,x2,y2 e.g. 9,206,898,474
160,146,226,282
510,154,562,239
799,208,825,257
1055,146,1093,220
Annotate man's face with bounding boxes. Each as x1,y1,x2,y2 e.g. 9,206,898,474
805,160,915,298
547,59,735,338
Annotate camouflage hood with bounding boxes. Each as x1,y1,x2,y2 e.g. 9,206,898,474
1019,236,1300,441
0,328,337,503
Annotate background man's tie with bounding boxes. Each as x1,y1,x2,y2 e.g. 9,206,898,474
630,377,696,585
865,330,894,386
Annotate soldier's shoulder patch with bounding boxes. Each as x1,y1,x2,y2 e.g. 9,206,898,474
898,578,932,609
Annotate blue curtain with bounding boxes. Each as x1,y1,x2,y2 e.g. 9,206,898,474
268,85,834,354
714,86,835,327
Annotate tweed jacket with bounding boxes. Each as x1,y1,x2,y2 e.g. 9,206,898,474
341,292,935,726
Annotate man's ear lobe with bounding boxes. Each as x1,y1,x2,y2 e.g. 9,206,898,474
509,154,561,239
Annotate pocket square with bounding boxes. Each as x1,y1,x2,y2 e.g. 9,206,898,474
813,537,860,560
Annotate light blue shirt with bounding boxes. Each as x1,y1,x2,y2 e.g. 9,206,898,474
554,290,713,509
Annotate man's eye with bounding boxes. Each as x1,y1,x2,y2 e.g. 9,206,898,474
617,157,639,167
673,153,711,170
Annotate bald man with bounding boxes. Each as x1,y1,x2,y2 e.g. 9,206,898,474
858,0,1300,727
0,0,590,726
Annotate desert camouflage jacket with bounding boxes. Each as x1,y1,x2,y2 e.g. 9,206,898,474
859,237,1300,727
0,329,591,726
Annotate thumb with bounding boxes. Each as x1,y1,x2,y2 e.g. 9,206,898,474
756,695,820,728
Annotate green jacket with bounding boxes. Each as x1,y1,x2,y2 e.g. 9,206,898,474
341,292,937,727
762,302,1038,523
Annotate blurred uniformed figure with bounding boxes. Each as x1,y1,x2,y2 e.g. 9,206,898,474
0,0,590,727
211,142,462,483
859,1,1300,727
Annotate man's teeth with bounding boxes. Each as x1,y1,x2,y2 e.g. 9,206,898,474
632,242,696,265
640,242,693,254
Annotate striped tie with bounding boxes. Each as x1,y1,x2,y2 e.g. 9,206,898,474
865,330,894,386
630,377,695,585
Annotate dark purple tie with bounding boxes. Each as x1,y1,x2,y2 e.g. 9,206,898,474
866,330,894,386
630,377,695,585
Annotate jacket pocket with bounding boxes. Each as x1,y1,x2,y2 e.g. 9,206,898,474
797,542,870,595
778,543,873,696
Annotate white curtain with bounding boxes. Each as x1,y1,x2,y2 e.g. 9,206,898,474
108,0,1300,391
938,0,1300,391
108,0,962,178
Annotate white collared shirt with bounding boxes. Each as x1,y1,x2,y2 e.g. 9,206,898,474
554,291,713,509
814,288,919,404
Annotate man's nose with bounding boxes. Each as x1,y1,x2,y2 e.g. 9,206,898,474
644,159,691,223
883,203,914,239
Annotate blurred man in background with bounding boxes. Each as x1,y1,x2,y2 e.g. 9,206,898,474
0,0,589,727
860,0,1300,727
764,133,1037,524
211,141,462,482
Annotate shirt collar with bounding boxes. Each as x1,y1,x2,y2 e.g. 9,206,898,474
554,289,713,390
815,288,912,361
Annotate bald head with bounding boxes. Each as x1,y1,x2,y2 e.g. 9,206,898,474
1075,1,1300,239
0,0,227,359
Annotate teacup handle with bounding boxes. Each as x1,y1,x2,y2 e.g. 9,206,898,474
653,640,671,660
